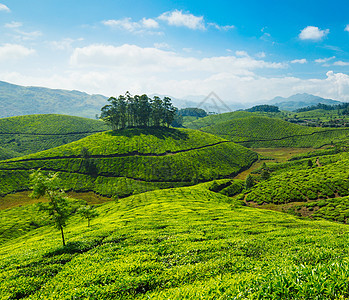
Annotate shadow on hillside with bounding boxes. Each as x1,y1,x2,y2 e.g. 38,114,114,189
106,127,189,140
44,241,99,257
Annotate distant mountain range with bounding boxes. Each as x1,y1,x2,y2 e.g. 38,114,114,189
0,81,107,118
268,93,342,111
0,80,344,118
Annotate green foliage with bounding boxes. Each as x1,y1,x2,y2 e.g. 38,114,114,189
101,93,176,129
246,104,280,112
260,168,270,180
29,170,74,246
78,205,99,227
245,152,349,205
178,107,207,117
245,174,255,189
1,186,349,299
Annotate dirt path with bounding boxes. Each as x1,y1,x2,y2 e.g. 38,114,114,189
233,161,264,180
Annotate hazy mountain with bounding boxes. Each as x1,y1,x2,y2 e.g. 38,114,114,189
150,93,247,113
268,93,342,111
0,81,108,118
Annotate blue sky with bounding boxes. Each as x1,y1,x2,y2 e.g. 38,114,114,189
1,0,349,103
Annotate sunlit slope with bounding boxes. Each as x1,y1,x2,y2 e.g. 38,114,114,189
184,111,254,129
201,116,349,148
245,152,349,203
0,114,109,159
1,185,349,299
0,128,257,197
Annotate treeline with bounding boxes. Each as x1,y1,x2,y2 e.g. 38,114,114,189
295,102,349,113
246,105,280,113
101,93,177,129
178,108,207,118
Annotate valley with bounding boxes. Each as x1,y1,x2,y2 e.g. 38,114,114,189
1,96,349,299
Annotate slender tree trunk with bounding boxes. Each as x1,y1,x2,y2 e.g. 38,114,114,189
60,226,65,246
88,219,90,227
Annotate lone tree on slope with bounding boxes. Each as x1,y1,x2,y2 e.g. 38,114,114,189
30,170,72,246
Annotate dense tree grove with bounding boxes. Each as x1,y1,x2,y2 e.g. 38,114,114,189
246,105,280,113
295,102,349,113
178,107,207,118
101,93,177,130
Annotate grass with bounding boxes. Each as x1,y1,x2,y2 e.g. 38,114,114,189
0,114,109,159
1,185,349,299
253,147,317,162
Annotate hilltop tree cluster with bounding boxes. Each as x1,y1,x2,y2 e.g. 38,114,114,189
101,92,177,130
246,105,280,113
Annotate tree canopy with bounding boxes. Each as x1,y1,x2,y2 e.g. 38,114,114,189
100,93,177,130
246,105,280,113
178,108,207,118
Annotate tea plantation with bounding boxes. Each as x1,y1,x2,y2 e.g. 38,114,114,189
0,114,109,159
1,184,349,299
2,112,349,299
0,127,258,197
201,116,349,148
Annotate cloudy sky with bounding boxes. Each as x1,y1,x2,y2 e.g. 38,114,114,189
1,0,349,103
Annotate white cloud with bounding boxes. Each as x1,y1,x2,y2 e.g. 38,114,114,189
291,58,307,64
158,10,205,30
333,61,349,66
256,52,266,58
235,50,249,57
299,26,329,41
5,21,22,28
14,30,42,41
141,18,159,29
50,38,84,51
102,17,159,33
0,3,10,12
5,22,42,41
208,22,235,31
154,42,170,49
0,44,35,61
345,25,349,32
315,56,335,63
70,44,286,74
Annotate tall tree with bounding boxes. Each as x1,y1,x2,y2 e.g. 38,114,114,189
151,96,164,127
163,97,176,127
138,94,152,127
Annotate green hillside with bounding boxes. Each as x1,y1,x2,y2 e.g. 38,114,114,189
201,116,349,148
0,114,109,159
0,146,21,161
0,128,257,197
245,152,349,205
184,111,254,129
1,185,349,299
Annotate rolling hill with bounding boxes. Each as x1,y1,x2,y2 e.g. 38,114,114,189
200,116,349,148
0,114,109,159
0,127,258,197
1,184,349,299
184,111,255,130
